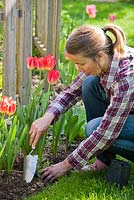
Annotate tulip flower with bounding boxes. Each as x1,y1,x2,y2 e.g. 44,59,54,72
6,102,16,116
44,54,56,71
0,96,16,115
36,57,46,70
86,4,96,19
109,14,116,22
26,57,36,70
0,101,7,113
47,70,60,85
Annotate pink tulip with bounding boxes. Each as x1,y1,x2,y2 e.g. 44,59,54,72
109,14,116,22
47,70,60,85
86,4,96,19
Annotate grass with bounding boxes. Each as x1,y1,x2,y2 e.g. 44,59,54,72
25,160,134,200
60,0,134,47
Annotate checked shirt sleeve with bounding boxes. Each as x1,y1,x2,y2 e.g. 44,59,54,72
46,72,87,122
67,75,134,171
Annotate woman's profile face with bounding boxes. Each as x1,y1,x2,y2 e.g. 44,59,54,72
65,51,102,76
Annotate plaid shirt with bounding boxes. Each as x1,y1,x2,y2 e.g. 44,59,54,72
47,46,134,170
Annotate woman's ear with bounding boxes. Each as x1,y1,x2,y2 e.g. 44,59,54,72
95,51,105,62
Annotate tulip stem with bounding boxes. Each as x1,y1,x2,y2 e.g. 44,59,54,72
39,70,42,83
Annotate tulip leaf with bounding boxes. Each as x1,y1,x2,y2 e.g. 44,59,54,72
69,120,85,144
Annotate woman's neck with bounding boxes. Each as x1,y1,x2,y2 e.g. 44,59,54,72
100,54,113,75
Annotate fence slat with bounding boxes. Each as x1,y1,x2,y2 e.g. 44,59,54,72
34,0,61,62
16,0,33,105
3,0,17,98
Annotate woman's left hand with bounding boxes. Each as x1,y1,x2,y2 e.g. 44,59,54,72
41,159,72,183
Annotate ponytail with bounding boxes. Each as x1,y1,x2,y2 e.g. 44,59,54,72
103,24,126,56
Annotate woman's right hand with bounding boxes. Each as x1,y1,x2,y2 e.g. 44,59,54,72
29,112,55,148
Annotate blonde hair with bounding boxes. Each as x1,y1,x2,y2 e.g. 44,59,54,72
65,24,126,58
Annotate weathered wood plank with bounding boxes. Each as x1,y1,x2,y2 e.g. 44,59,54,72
53,0,62,61
16,0,33,105
0,11,4,21
3,0,17,98
34,0,61,63
47,0,62,61
42,0,48,51
33,36,47,55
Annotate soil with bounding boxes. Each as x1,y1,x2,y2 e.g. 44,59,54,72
0,140,78,200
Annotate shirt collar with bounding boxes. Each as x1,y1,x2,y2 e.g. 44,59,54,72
100,53,120,89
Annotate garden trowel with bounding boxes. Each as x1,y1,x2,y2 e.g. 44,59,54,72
23,147,38,183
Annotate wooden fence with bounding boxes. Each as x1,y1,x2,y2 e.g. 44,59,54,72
33,0,61,59
1,0,61,105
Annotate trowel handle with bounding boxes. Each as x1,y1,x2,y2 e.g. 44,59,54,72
29,146,36,154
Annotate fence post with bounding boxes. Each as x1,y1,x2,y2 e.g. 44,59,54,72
16,0,33,105
47,0,62,61
3,0,32,104
3,0,17,99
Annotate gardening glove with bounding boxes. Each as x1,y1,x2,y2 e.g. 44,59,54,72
29,112,55,147
41,159,72,184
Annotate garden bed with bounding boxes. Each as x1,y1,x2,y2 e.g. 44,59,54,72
0,139,78,200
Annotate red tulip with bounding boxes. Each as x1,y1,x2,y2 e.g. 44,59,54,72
26,57,36,70
0,96,16,115
44,54,56,71
86,4,96,19
47,70,60,85
0,101,7,113
36,57,46,70
109,14,116,22
6,102,16,116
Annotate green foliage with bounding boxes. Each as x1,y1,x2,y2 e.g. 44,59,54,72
0,115,28,173
0,63,2,89
61,0,134,47
16,83,51,163
64,109,85,149
52,114,66,155
58,60,78,86
51,108,86,155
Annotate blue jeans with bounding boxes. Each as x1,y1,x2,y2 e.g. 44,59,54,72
82,76,134,165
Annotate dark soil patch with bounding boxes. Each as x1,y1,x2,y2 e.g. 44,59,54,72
0,140,78,200
0,170,44,200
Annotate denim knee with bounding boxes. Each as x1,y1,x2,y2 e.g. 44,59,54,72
85,117,102,137
82,76,100,96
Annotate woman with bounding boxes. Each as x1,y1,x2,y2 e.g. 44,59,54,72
29,24,134,183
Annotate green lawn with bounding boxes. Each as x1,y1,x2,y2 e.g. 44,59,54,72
25,160,134,200
25,1,134,199
61,0,134,47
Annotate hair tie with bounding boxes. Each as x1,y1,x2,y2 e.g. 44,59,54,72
102,28,106,33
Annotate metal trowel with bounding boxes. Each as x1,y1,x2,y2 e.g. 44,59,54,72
23,147,38,183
